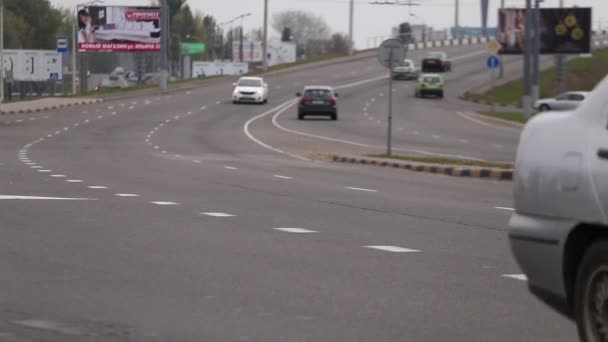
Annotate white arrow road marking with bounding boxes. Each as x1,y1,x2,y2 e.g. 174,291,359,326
273,228,317,234
365,246,420,253
202,212,235,217
503,274,527,281
0,195,95,201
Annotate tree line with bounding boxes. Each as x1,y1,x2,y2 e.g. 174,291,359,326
4,0,349,73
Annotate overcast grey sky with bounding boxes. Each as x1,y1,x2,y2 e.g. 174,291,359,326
52,0,604,49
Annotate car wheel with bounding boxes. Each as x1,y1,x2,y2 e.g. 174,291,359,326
331,113,338,121
539,104,551,111
575,241,608,342
415,91,420,98
298,113,305,120
233,100,239,104
439,92,444,99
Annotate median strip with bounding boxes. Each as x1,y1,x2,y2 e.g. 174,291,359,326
328,154,513,181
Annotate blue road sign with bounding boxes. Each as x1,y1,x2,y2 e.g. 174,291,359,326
49,73,60,81
486,55,500,69
56,35,68,54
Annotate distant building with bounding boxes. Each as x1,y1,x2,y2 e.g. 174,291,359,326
391,24,448,43
451,26,497,38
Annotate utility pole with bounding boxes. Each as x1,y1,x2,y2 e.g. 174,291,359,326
1,0,4,103
348,0,354,55
499,0,505,78
160,0,169,90
454,0,459,39
531,0,541,104
555,0,566,93
481,0,489,38
262,0,269,72
523,0,533,119
72,4,78,94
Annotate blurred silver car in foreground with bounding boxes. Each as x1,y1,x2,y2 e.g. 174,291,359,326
510,77,608,341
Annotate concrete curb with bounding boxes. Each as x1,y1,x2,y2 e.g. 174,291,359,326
330,154,513,181
0,98,104,115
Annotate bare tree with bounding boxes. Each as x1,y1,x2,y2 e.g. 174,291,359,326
272,10,330,55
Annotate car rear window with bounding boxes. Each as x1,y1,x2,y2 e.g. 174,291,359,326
304,89,332,98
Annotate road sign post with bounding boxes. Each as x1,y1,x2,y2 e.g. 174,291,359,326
377,39,405,156
486,55,500,112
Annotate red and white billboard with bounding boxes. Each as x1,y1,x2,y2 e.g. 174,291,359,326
77,6,161,52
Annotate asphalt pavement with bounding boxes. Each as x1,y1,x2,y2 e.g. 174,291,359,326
0,41,579,342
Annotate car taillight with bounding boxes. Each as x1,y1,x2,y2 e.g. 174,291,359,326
300,98,309,104
327,98,336,105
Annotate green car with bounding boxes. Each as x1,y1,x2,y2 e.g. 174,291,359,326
415,74,444,99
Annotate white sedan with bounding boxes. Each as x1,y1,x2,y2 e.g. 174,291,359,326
510,75,608,341
232,77,269,104
534,91,590,111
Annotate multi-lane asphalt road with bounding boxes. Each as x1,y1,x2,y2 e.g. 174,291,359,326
0,42,578,341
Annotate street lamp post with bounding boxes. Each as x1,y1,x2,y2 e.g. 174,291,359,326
72,0,105,95
262,0,268,72
219,13,251,62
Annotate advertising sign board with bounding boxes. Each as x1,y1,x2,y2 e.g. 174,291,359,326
497,8,591,54
232,41,296,66
192,62,249,77
76,6,161,52
2,50,63,81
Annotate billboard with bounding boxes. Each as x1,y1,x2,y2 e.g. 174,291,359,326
2,50,62,81
498,8,591,54
192,62,249,77
232,41,296,66
77,6,161,52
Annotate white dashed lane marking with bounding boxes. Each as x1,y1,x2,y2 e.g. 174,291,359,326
150,201,180,206
503,274,527,281
273,175,293,179
202,212,235,217
88,186,108,189
115,194,140,197
66,180,83,183
273,228,317,234
50,175,66,178
364,246,421,253
193,160,201,163
224,166,238,170
495,206,515,211
346,187,378,193
37,170,52,173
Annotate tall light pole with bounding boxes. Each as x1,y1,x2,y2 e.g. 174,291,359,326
160,0,169,90
348,0,354,55
72,0,104,95
454,0,459,39
1,0,4,103
523,0,533,119
499,0,505,78
219,13,251,61
531,0,543,103
262,0,269,72
555,0,566,93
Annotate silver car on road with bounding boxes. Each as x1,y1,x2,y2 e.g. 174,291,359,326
534,91,590,112
510,77,608,341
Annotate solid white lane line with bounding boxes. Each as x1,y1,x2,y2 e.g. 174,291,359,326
273,228,317,234
346,187,378,193
365,245,421,253
88,186,108,189
495,206,515,211
273,175,293,179
0,195,95,201
66,180,84,183
150,201,180,206
503,274,527,281
224,166,238,170
202,212,235,217
115,194,140,197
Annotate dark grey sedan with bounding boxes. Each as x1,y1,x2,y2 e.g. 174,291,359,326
296,86,338,120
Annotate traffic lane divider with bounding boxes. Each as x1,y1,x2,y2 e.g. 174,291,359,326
0,98,104,115
329,154,513,181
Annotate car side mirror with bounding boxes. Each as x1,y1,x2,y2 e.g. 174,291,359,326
296,92,302,97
